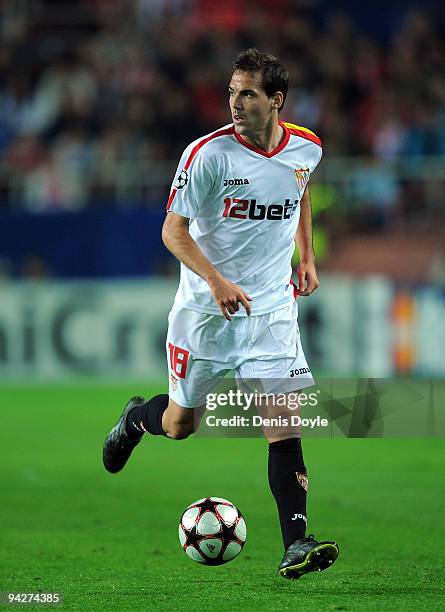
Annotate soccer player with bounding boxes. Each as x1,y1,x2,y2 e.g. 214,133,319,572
103,48,339,579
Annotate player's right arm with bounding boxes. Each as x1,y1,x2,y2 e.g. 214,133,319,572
162,212,252,320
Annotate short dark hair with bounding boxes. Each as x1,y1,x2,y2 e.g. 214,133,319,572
232,48,289,112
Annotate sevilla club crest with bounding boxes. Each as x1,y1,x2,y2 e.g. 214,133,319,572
294,168,310,191
296,472,309,491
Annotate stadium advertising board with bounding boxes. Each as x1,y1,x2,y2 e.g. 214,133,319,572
0,278,443,381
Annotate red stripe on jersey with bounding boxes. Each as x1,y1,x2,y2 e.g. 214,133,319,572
233,124,290,158
166,188,177,210
285,125,322,147
165,127,233,210
185,126,233,171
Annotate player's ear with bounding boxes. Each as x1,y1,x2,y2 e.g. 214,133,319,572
271,92,284,111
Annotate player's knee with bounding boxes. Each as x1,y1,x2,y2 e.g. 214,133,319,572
167,421,195,440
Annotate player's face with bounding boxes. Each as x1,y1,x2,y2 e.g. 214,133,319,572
229,70,278,135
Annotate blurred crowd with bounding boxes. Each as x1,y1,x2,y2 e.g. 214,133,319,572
1,0,445,212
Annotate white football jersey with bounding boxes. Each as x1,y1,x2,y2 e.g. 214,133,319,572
166,121,322,316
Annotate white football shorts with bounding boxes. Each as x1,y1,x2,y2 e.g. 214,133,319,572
166,300,314,408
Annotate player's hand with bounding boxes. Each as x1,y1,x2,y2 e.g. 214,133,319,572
208,275,252,320
296,260,319,296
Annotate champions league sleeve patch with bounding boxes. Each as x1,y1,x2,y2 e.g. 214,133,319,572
174,169,189,190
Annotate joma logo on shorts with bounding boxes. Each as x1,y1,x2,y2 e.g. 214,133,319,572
223,197,299,220
290,367,311,377
224,178,250,186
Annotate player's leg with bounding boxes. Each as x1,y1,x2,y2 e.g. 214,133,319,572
236,302,338,579
102,394,206,473
254,393,309,554
127,396,206,440
103,305,228,473
236,303,312,554
260,400,338,579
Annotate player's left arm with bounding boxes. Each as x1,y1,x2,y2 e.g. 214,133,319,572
294,186,319,296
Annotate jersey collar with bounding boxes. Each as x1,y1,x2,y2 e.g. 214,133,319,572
232,122,290,158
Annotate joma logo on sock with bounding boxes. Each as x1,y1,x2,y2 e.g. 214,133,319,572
291,513,307,523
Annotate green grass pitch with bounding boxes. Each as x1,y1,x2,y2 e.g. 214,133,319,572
1,384,444,610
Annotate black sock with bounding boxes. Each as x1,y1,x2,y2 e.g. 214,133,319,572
268,437,308,549
126,394,169,438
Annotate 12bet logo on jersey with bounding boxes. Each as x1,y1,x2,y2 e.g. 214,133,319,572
223,197,299,221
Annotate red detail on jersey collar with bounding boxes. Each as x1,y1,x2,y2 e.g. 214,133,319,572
232,123,290,158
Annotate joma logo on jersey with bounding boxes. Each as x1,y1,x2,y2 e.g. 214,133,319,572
224,178,250,186
223,198,298,220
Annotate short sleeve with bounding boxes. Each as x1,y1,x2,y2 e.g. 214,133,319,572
166,144,214,219
311,146,322,174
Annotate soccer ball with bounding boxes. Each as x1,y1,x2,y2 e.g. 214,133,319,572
178,497,247,565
